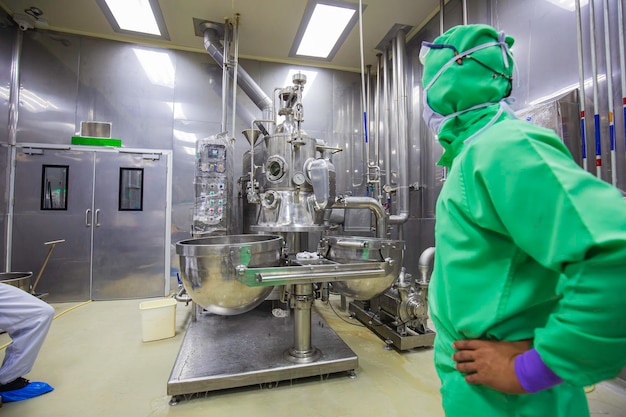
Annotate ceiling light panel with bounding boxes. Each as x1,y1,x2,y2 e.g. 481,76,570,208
97,0,170,40
290,0,363,61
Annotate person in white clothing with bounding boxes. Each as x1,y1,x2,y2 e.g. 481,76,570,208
0,282,54,403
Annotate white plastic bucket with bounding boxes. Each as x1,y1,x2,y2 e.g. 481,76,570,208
139,298,177,342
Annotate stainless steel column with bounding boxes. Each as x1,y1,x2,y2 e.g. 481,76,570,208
289,283,316,359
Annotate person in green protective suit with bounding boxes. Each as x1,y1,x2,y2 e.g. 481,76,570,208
421,24,626,417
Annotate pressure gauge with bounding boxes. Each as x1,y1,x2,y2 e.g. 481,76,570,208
292,171,306,186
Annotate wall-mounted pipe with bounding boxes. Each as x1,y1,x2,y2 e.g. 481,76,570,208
221,19,231,133
388,29,410,229
617,0,626,185
439,0,447,182
333,196,387,238
575,0,589,172
602,0,616,186
201,23,274,126
383,48,392,195
589,0,602,179
440,0,445,34
375,53,382,184
231,14,240,140
4,29,23,271
365,63,372,194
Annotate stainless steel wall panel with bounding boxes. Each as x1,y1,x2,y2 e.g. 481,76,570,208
16,31,79,144
331,70,363,196
173,51,223,124
76,38,176,149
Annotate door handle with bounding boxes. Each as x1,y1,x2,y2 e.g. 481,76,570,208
85,209,91,227
95,209,100,227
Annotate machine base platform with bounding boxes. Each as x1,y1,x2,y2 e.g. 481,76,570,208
349,301,435,351
167,302,358,398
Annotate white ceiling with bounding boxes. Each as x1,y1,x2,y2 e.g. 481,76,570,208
0,0,440,72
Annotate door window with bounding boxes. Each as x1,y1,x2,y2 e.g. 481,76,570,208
41,165,69,210
119,167,144,211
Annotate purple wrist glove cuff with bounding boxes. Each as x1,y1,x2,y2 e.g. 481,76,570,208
514,348,563,393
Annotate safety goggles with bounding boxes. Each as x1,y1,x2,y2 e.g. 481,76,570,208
419,41,512,84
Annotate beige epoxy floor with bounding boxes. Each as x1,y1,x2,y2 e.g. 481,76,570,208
1,296,626,416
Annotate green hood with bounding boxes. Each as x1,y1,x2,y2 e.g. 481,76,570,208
421,24,515,166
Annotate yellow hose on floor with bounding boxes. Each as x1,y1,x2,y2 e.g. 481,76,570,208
0,300,92,350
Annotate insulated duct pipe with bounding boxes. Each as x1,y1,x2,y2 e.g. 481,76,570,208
388,29,410,228
201,23,274,125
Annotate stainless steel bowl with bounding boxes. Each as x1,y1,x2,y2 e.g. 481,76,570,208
322,236,404,300
177,234,284,315
0,272,33,292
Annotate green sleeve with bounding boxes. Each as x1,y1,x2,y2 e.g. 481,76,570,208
465,121,626,386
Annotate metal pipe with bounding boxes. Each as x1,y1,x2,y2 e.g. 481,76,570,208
383,48,392,193
589,0,603,179
375,53,382,190
617,0,626,184
440,0,447,182
389,29,410,228
333,196,387,238
358,0,369,189
249,119,275,202
221,19,231,133
231,14,240,139
575,0,589,172
440,0,445,34
366,64,372,193
5,29,23,271
417,247,436,285
174,286,192,303
292,283,313,355
602,0,617,186
201,24,274,124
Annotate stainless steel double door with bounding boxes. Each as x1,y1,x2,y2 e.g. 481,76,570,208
11,147,168,301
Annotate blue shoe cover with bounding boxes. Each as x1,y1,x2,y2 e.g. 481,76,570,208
0,382,54,402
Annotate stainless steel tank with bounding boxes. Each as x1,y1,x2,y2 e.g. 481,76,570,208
176,234,284,315
321,236,404,300
0,272,33,292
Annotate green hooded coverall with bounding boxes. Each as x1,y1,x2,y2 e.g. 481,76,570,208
422,24,626,417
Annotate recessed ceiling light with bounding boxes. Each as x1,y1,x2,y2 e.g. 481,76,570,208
290,1,363,61
97,0,169,40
